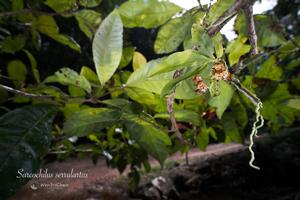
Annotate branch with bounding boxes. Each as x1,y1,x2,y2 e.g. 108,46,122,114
0,84,53,99
244,4,258,55
167,70,186,144
207,0,248,36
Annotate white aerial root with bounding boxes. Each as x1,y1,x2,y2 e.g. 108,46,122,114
232,78,264,170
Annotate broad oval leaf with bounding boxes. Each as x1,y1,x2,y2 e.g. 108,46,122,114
154,15,193,54
124,115,171,165
132,51,147,71
7,60,27,89
0,104,57,199
75,9,101,39
119,0,181,28
63,108,122,136
44,68,91,93
93,10,123,85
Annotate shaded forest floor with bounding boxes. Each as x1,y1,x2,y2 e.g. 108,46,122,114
10,129,300,200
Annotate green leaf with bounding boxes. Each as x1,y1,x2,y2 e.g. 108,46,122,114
75,9,101,39
212,33,224,58
7,60,27,89
49,34,81,52
154,110,200,126
92,10,123,85
208,80,234,119
226,36,250,66
256,56,282,81
222,114,242,143
79,0,102,7
124,115,171,165
119,0,181,28
196,128,210,150
63,108,122,136
12,0,24,11
191,24,214,57
80,66,99,85
206,0,236,24
0,104,57,199
1,35,26,54
175,79,199,99
44,0,77,13
132,51,147,71
23,50,40,83
286,99,300,110
154,15,193,54
235,13,286,47
45,68,91,93
119,47,135,69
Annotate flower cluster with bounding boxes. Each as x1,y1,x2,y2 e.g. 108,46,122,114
212,62,232,81
193,75,208,93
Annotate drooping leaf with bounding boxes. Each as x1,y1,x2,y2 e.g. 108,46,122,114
7,60,27,89
256,55,282,81
1,35,26,54
119,47,135,69
154,110,200,126
49,34,81,52
0,104,57,199
212,33,224,58
23,50,40,83
63,108,122,136
226,36,250,66
154,15,193,54
208,80,234,119
92,10,123,85
124,115,171,165
44,68,91,93
119,0,181,28
132,51,147,71
196,127,213,150
75,9,101,39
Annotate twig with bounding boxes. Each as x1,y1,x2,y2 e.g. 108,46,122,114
207,0,248,36
244,4,258,55
0,84,53,99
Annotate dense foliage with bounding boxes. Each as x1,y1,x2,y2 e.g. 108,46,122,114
0,0,299,198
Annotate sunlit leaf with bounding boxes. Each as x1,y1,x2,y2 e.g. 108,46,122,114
75,9,101,39
132,51,147,71
226,36,250,66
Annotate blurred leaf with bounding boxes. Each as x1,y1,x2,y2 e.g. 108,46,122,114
75,9,101,39
132,51,147,71
23,50,40,83
63,108,122,136
45,0,77,13
209,80,234,119
80,66,99,85
93,10,123,85
226,36,250,66
119,0,181,28
119,47,135,69
68,85,85,97
286,99,300,110
212,33,224,58
7,60,27,89
206,0,235,24
154,110,200,126
45,68,91,93
222,114,242,143
256,56,282,81
1,35,26,54
154,15,193,54
0,104,57,200
49,34,81,52
12,0,24,11
124,115,171,165
196,128,210,150
79,0,102,7
175,79,199,99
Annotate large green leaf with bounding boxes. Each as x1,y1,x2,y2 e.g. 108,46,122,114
286,99,300,110
92,10,123,85
119,0,181,28
75,9,101,39
1,35,26,54
206,0,236,24
124,115,171,165
191,24,214,57
256,55,282,81
0,104,57,199
226,36,250,66
154,15,193,54
44,0,77,13
44,68,91,93
63,108,122,136
7,60,27,89
126,50,211,94
209,80,234,119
